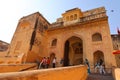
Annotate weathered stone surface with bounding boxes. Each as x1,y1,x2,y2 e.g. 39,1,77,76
0,65,87,80
87,73,114,80
0,7,117,73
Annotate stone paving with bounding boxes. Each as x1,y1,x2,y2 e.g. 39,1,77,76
86,73,114,80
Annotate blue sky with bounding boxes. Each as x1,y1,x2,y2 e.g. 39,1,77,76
0,0,120,43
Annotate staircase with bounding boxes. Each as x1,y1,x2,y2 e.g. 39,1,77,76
87,73,114,80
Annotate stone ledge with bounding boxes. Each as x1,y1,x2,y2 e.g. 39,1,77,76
0,65,87,80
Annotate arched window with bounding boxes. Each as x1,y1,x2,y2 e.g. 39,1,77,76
92,33,102,41
74,14,77,20
50,53,56,64
66,16,69,21
93,50,104,67
70,15,73,21
51,39,57,46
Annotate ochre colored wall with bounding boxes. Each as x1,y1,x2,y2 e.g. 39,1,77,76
26,51,42,62
113,68,120,80
115,54,120,67
0,7,117,74
0,63,37,73
0,51,8,57
46,18,116,72
0,65,87,80
8,12,50,63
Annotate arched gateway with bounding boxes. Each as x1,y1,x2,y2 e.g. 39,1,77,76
93,51,104,66
63,36,83,66
0,7,116,73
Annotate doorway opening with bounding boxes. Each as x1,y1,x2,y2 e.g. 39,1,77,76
94,50,104,67
50,53,55,66
63,36,83,66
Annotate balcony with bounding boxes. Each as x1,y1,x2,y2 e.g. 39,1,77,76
50,12,107,28
79,12,107,23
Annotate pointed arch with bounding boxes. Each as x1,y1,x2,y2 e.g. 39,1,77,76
66,16,69,21
92,33,102,41
74,14,77,20
93,50,104,66
51,39,57,46
50,53,56,66
63,36,83,66
70,15,74,21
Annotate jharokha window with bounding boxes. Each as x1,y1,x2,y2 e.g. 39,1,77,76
92,33,102,41
74,14,77,20
51,39,57,46
66,16,69,21
70,15,74,21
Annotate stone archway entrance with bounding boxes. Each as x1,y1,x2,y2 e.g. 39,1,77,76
93,51,104,66
50,53,55,66
63,36,83,66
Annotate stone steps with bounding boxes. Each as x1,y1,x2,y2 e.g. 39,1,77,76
86,73,114,80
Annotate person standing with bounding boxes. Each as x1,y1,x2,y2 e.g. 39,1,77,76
85,58,91,74
99,59,103,66
99,64,106,74
52,57,56,68
46,57,50,68
94,61,100,73
60,58,64,65
39,57,46,69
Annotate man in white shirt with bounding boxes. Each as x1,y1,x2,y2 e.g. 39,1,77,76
52,57,56,68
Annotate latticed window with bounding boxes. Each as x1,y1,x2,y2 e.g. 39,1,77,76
113,42,119,50
51,39,57,46
92,33,102,41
